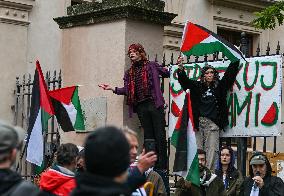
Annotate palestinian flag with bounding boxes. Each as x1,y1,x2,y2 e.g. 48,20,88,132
26,61,54,166
171,93,199,186
49,86,85,132
181,21,245,63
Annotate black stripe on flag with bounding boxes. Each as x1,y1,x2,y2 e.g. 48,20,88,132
173,96,189,172
26,70,40,144
51,98,75,132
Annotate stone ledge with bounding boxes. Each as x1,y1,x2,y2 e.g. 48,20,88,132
54,5,177,29
208,0,275,12
0,0,34,11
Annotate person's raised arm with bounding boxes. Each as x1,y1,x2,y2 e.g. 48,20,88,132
220,60,240,90
176,56,198,91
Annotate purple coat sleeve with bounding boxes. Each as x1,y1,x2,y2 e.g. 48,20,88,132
154,62,170,78
113,71,129,95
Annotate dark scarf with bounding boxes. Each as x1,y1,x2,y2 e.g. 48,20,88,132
127,60,149,105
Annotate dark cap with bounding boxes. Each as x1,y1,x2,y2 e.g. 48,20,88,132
85,126,130,177
250,154,266,165
0,120,25,153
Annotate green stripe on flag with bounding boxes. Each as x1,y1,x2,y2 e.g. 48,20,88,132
72,87,85,130
183,41,239,63
186,153,200,186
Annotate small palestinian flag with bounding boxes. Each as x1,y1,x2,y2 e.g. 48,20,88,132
181,22,245,63
171,93,199,186
49,86,85,132
26,61,54,166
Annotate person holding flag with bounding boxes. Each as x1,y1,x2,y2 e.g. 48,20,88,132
176,55,240,170
175,21,243,170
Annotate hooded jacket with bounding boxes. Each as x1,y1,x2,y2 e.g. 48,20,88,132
239,152,284,196
71,172,131,196
40,165,76,196
0,168,39,196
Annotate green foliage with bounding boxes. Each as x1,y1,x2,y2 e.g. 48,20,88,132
252,1,284,30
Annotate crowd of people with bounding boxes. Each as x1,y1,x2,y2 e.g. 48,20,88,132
0,43,284,196
0,120,283,196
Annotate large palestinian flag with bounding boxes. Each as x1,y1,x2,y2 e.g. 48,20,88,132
171,93,199,186
181,22,245,63
26,61,54,166
49,86,85,132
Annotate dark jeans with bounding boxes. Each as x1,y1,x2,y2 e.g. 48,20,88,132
135,100,167,170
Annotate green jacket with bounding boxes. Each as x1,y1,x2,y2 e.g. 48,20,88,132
175,167,227,196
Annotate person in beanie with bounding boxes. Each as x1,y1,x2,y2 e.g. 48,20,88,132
39,143,79,196
0,120,39,196
215,145,243,196
177,56,240,170
239,152,284,196
99,43,169,174
71,126,132,196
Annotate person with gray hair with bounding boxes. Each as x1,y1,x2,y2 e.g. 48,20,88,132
0,120,39,196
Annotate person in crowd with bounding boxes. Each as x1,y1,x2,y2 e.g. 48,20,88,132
240,152,284,196
0,120,39,196
99,43,169,174
215,145,243,196
76,149,85,173
39,143,79,196
177,56,240,170
71,126,132,196
122,126,167,196
175,149,226,196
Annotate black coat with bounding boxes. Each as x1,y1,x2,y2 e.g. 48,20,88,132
240,175,284,196
71,172,131,196
177,60,240,130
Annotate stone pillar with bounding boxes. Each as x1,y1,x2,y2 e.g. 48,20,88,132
54,0,176,145
0,0,33,123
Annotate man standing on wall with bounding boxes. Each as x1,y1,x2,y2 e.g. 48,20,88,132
99,43,169,175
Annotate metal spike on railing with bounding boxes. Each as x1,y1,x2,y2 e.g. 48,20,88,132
204,54,208,62
216,52,219,60
213,52,217,61
266,42,270,55
147,54,150,60
273,136,277,153
170,53,174,65
276,41,280,55
58,70,62,88
162,53,166,67
195,56,199,62
253,137,256,151
263,137,267,152
186,55,190,64
22,74,26,91
53,70,57,90
155,54,158,62
256,43,260,57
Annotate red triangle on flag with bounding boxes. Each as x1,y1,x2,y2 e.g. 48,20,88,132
49,86,76,105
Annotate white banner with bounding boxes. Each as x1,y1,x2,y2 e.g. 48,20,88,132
169,55,282,137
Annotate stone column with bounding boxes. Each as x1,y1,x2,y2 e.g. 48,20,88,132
54,0,176,145
0,0,34,123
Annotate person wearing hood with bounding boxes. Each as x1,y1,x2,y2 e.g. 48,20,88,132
175,149,226,196
39,143,79,196
0,120,39,196
71,126,132,196
240,152,284,196
177,57,240,170
215,145,243,196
